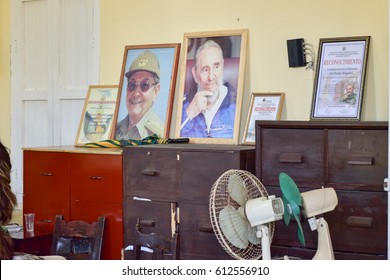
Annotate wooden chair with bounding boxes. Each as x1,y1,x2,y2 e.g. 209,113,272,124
50,215,105,260
128,217,179,260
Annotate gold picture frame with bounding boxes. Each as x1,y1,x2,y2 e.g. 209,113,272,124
113,43,181,140
242,92,285,145
74,85,119,146
310,36,370,121
175,29,248,144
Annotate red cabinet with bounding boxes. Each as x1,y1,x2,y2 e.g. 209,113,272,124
23,146,123,260
23,151,71,226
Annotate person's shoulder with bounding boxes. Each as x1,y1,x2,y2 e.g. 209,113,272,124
145,111,164,135
184,88,197,104
224,81,237,92
222,82,237,104
117,115,129,126
115,115,129,138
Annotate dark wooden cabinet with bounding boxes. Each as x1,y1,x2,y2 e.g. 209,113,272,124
23,146,123,260
255,121,388,260
123,144,255,259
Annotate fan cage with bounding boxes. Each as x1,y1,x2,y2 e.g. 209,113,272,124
209,169,275,260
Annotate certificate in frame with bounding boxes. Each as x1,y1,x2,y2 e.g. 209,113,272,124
74,85,119,146
310,36,370,121
242,92,284,145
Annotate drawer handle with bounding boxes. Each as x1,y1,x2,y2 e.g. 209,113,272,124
346,216,373,228
279,153,303,163
141,170,158,176
347,156,373,166
138,219,156,227
40,172,53,176
89,176,103,180
198,226,214,233
40,219,52,223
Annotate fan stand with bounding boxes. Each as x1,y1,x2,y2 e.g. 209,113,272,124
308,217,335,260
256,225,272,260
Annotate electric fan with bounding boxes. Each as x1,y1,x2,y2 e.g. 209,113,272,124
279,172,338,260
209,170,339,260
209,169,284,260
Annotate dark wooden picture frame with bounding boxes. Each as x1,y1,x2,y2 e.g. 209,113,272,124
310,36,370,121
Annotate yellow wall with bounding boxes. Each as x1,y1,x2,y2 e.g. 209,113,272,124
0,0,11,147
100,0,389,138
1,0,388,145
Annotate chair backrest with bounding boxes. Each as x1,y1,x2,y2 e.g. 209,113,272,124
50,215,105,260
129,218,179,260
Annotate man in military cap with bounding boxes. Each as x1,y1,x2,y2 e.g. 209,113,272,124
115,50,164,140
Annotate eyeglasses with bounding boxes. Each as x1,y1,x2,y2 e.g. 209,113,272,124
127,79,157,93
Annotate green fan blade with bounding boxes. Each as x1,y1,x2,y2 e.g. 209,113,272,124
279,172,305,247
280,172,301,225
294,213,306,247
288,199,300,216
279,172,301,207
282,196,291,225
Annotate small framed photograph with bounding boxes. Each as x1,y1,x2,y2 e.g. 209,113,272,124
74,85,119,146
113,43,181,140
175,29,249,144
242,93,285,145
310,36,370,121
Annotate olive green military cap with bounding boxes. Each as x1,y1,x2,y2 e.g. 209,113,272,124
125,50,160,79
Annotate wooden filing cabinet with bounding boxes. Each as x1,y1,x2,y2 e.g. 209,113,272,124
23,146,123,260
123,144,255,260
255,121,388,260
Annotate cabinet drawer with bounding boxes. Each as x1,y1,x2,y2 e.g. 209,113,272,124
124,148,179,201
179,203,231,259
257,128,324,187
268,186,387,256
70,153,122,203
325,190,387,255
180,151,254,204
123,198,177,250
23,151,70,198
23,196,70,225
328,129,388,190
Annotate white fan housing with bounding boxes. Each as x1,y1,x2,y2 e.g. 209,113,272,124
209,169,280,260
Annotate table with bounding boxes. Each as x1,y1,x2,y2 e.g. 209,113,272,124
10,223,53,256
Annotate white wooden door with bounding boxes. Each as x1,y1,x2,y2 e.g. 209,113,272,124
10,0,100,205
